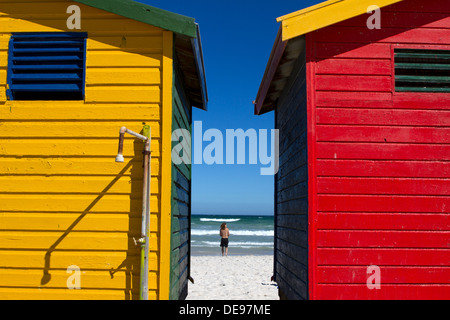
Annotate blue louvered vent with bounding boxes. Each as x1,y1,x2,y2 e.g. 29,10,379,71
7,32,87,100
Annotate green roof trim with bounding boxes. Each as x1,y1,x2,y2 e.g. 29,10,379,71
73,0,198,38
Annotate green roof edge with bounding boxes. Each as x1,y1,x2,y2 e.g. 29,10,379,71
73,0,198,38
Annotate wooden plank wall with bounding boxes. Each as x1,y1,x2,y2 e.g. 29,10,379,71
275,50,308,300
310,0,450,299
0,0,167,299
169,64,191,300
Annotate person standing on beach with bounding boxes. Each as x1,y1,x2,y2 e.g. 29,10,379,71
220,223,230,256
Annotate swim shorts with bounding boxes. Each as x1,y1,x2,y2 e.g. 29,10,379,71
220,238,229,248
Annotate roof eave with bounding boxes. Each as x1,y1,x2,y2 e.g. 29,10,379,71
254,26,286,115
278,0,404,41
190,25,209,110
75,0,208,110
255,0,406,115
73,0,198,38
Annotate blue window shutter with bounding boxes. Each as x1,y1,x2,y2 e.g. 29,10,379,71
7,32,87,100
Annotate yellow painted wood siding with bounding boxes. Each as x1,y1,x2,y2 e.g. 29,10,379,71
0,0,173,300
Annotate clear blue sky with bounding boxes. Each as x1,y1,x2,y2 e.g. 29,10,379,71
141,0,322,216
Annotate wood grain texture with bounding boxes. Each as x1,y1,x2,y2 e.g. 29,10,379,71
274,49,309,300
169,63,192,300
309,0,450,299
0,0,170,300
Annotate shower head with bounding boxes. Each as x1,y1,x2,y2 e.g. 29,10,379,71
115,126,149,163
115,153,125,163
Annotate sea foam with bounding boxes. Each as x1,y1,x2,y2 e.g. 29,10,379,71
200,218,241,222
191,229,274,236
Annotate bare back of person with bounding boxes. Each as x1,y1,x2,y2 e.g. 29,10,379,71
220,223,230,256
220,228,229,239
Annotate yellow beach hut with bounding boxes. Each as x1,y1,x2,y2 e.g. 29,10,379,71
0,0,207,300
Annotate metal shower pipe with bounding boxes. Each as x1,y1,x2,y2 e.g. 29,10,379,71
115,126,151,300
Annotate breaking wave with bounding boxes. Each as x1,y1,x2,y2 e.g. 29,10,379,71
191,229,274,236
192,241,273,247
200,218,241,222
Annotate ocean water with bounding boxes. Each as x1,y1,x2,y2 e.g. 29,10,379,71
191,215,274,256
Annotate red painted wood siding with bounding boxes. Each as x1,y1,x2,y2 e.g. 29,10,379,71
309,0,450,300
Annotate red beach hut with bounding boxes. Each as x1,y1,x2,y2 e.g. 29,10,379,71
254,0,450,300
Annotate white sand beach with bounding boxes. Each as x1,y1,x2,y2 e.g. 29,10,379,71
187,255,279,300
